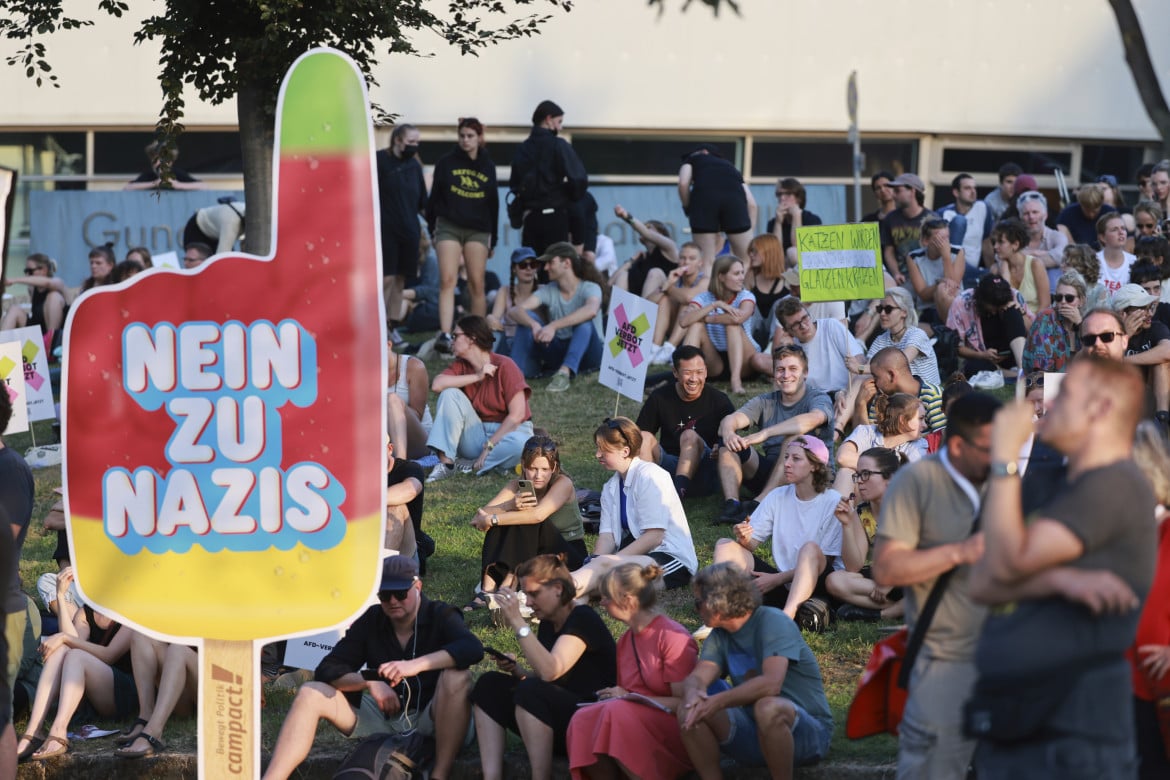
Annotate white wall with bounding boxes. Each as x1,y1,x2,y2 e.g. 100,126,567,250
2,0,1167,139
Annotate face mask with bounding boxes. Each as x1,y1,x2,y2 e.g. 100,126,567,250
400,144,419,159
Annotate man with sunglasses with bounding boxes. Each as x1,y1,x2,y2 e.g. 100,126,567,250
263,557,482,780
871,392,1001,780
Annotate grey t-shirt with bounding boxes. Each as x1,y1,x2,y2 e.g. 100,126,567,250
737,387,834,460
875,454,986,662
535,280,603,341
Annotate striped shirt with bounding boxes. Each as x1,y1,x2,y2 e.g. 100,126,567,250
868,377,946,433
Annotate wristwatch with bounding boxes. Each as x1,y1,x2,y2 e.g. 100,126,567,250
485,440,496,451
490,514,499,527
989,461,1019,478
515,625,532,639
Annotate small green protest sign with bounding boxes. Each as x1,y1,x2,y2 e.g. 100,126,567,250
795,222,883,302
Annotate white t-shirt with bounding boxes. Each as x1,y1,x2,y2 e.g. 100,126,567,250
842,424,928,462
1096,250,1136,297
800,318,861,394
749,484,843,571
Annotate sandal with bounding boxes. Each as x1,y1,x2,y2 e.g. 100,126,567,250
30,735,69,761
17,732,44,763
462,594,491,612
115,717,149,747
115,732,166,759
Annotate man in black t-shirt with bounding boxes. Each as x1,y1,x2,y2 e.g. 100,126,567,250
880,173,936,285
636,346,733,499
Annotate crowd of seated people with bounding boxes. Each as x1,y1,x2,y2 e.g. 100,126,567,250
10,151,1170,780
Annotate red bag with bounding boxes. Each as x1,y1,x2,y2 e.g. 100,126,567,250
845,628,909,738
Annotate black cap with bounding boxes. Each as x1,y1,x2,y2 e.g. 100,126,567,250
532,100,564,125
379,555,419,591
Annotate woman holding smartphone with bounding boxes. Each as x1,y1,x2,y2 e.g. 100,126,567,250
465,435,586,611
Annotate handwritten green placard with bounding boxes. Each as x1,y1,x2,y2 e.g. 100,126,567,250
795,222,883,302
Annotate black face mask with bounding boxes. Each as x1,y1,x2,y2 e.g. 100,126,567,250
400,144,419,159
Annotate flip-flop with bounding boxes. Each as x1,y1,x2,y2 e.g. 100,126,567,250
115,717,149,747
30,735,69,761
115,733,166,760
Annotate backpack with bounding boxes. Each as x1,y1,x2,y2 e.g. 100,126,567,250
332,731,434,780
931,324,962,379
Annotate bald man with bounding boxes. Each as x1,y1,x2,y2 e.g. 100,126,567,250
854,347,946,434
970,356,1154,777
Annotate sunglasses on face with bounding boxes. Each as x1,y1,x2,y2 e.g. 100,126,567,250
515,260,541,270
875,305,900,315
1053,294,1078,304
378,588,411,602
1082,331,1121,346
24,267,38,274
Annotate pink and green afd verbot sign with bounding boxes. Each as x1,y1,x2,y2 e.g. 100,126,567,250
62,49,387,777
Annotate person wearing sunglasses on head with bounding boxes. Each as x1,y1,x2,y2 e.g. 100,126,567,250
488,248,543,356
2,253,67,336
1112,285,1170,428
1016,191,1068,289
1022,270,1088,373
263,556,482,780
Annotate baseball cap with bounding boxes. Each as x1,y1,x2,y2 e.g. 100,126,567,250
511,247,538,264
888,173,925,193
537,241,579,264
1096,174,1119,188
790,434,830,465
1012,174,1039,196
1112,283,1157,311
379,556,419,591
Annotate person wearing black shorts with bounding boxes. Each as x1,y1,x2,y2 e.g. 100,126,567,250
678,144,756,267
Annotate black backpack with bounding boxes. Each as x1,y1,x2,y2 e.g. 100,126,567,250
332,731,434,780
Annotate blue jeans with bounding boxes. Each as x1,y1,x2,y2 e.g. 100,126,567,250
425,388,533,475
510,314,603,378
721,698,831,768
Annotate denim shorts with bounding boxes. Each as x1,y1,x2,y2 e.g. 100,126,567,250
721,698,831,767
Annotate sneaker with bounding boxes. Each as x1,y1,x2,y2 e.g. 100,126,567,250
389,328,404,346
836,604,882,623
454,458,476,475
426,462,453,483
740,499,760,518
651,341,676,366
714,499,743,525
547,372,571,392
434,332,453,354
692,624,712,641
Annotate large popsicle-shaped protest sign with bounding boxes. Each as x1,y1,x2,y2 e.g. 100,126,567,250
62,49,386,777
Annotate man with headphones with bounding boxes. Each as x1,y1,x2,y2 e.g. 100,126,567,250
263,556,483,780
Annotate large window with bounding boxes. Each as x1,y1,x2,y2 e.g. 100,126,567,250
93,131,242,175
572,137,740,177
940,148,1072,176
752,139,917,179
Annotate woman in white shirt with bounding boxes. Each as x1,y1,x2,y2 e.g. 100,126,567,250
570,417,698,598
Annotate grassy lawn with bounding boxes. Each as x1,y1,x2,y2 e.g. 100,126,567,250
9,352,898,769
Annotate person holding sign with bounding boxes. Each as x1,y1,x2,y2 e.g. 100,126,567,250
680,255,773,394
263,557,482,780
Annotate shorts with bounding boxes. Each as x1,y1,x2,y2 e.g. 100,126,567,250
382,231,421,280
734,447,779,496
74,666,138,722
433,217,491,249
353,691,438,740
752,556,835,609
721,698,831,767
688,187,751,235
648,552,693,590
659,447,719,497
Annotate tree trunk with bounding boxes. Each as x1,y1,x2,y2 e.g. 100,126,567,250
1107,0,1170,160
237,81,275,256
